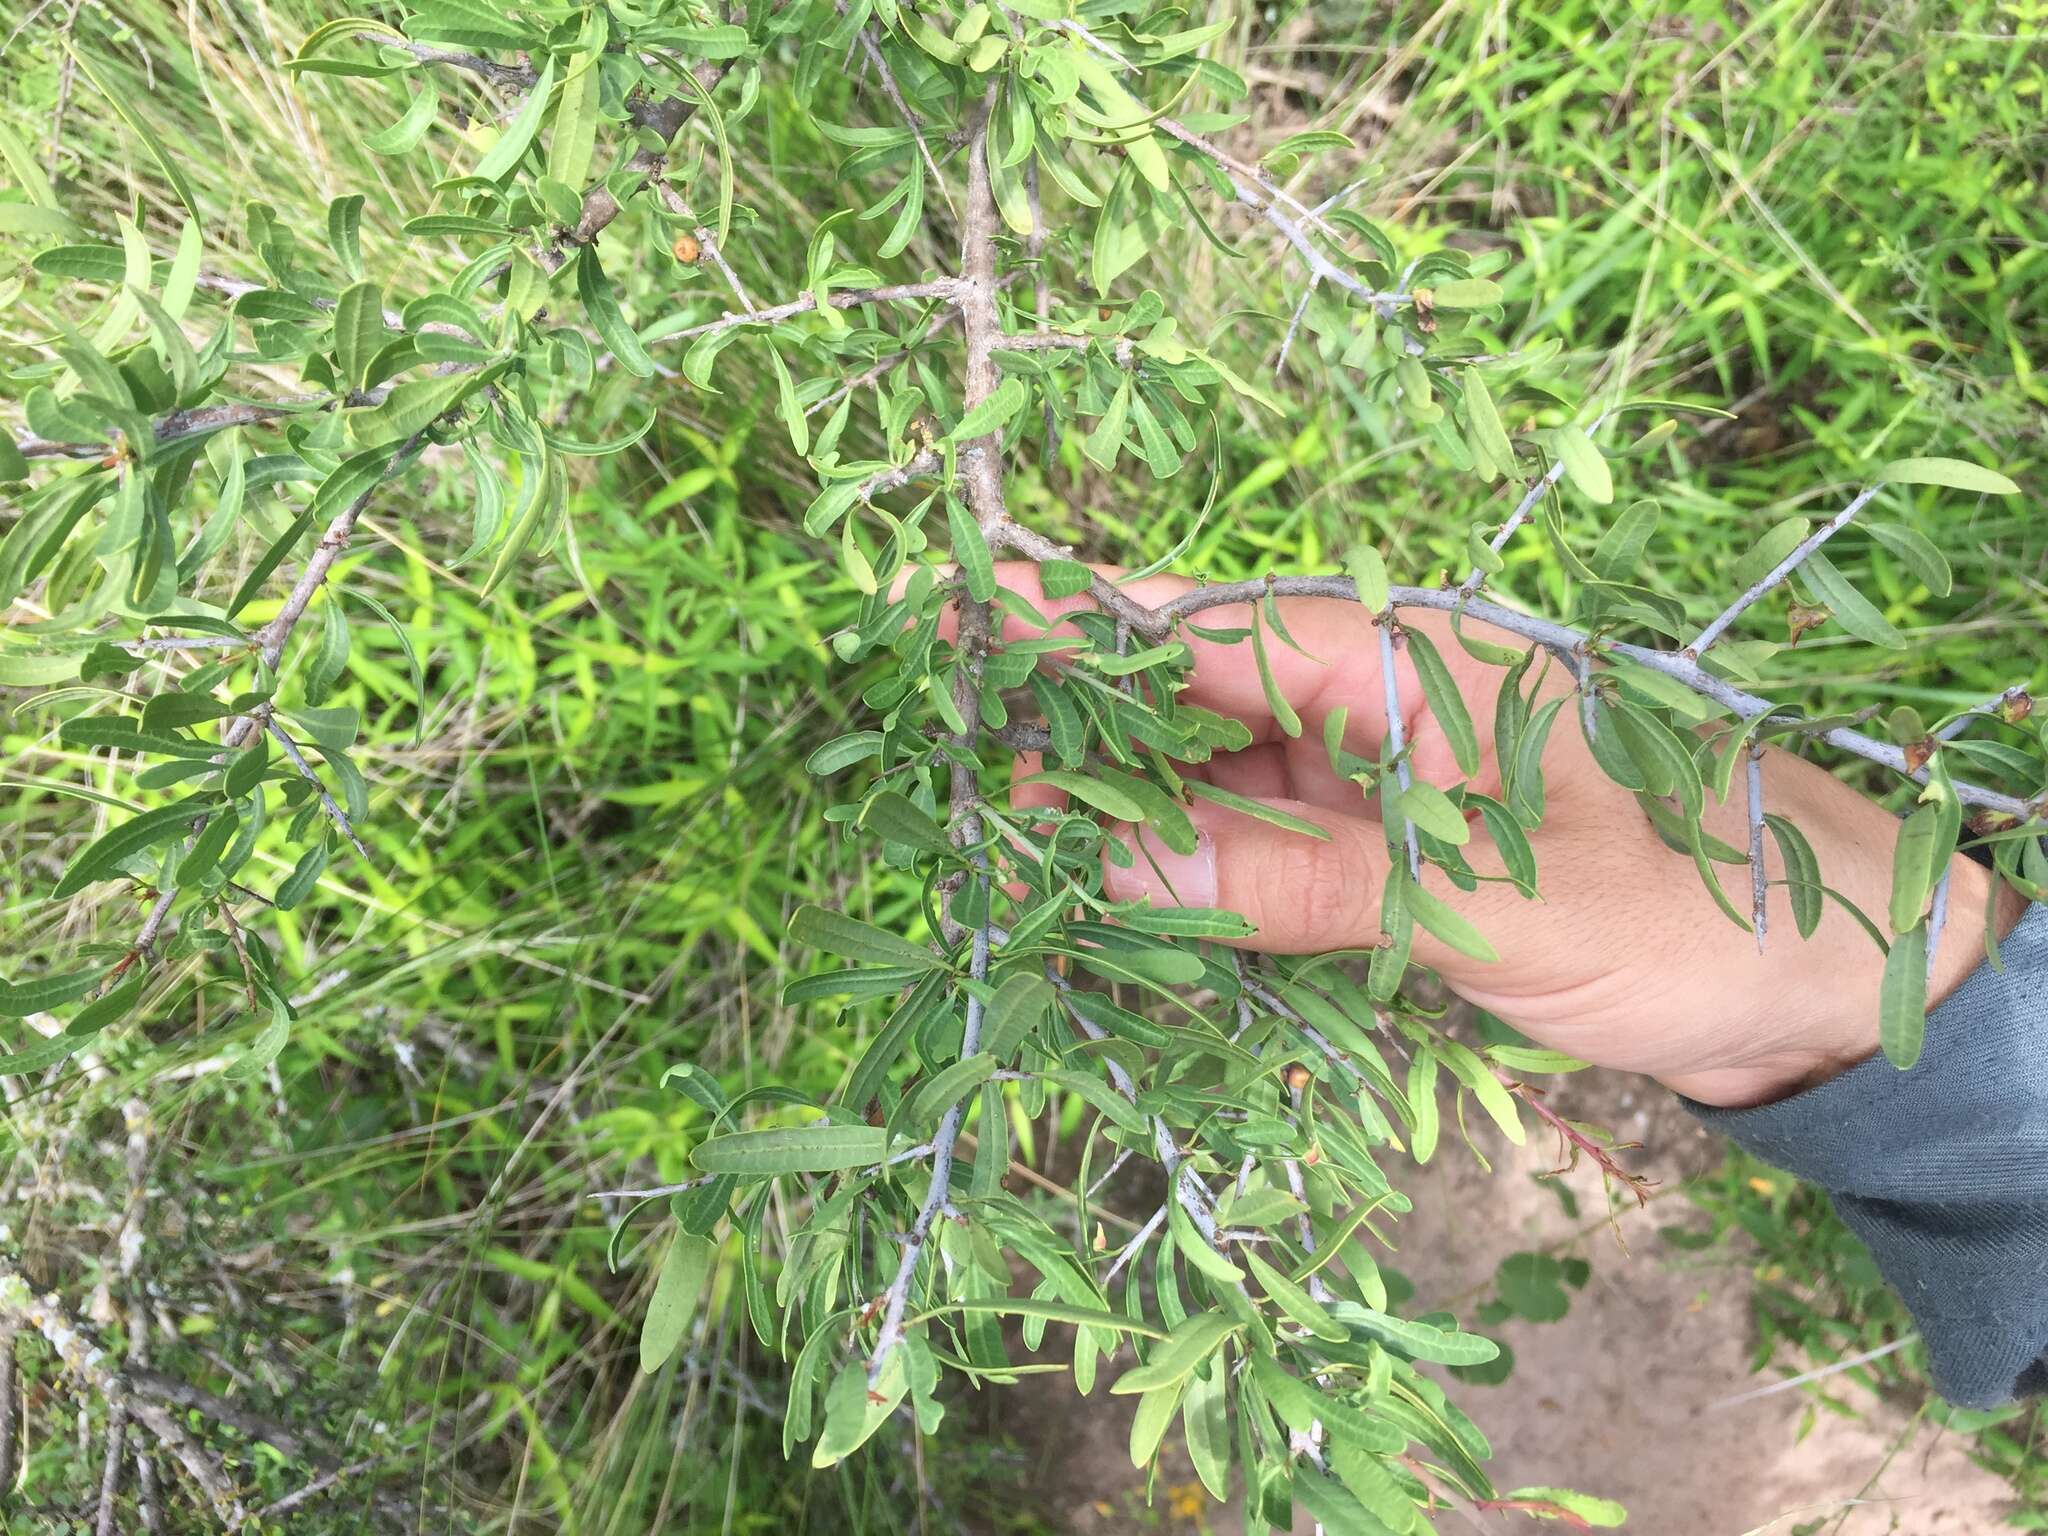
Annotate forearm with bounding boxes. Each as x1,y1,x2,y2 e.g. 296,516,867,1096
1682,900,2048,1407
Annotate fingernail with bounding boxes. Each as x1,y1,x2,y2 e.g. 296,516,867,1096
1106,824,1218,908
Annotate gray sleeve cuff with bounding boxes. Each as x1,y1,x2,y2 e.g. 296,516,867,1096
1682,902,2048,1407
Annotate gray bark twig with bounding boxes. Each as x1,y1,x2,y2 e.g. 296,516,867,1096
1135,577,2033,819
0,1269,250,1528
863,93,1008,1390
1377,619,1422,879
1685,484,1882,657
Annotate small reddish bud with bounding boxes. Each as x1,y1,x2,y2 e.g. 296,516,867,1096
2000,689,2033,725
1901,736,1937,775
671,233,702,264
1284,1064,1312,1093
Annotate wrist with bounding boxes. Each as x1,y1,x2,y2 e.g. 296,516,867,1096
1665,854,2022,1109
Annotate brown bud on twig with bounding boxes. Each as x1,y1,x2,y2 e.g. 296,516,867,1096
1786,601,1830,645
1284,1064,1312,1093
2001,689,2034,725
1902,736,1938,774
671,233,701,264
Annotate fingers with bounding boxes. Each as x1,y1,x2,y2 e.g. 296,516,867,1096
921,562,1435,774
1101,797,1380,952
1100,797,1553,987
1007,749,1065,820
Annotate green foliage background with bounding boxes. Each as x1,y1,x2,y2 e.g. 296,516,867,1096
2,0,2044,1530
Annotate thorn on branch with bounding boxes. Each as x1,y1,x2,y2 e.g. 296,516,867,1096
1746,744,1768,954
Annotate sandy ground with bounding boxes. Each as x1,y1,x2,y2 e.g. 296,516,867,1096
975,1070,2016,1536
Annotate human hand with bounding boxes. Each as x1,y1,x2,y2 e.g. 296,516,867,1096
981,564,2016,1108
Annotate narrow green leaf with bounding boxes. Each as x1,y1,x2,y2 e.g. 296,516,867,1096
1879,922,1929,1069
1733,515,1811,589
1864,521,1952,598
1393,780,1469,845
1167,1199,1243,1283
767,345,808,455
1040,559,1093,599
1408,1048,1440,1164
790,905,941,970
365,82,439,155
1438,1040,1524,1144
305,595,352,707
860,791,954,856
1110,1312,1237,1395
1251,610,1301,738
1888,803,1942,933
905,1051,996,1129
947,497,996,602
53,795,213,899
1802,550,1905,649
67,972,145,1037
910,1296,1166,1340
806,731,884,776
1336,1303,1500,1366
1127,1379,1184,1470
1502,1489,1626,1529
1462,370,1514,477
577,249,656,379
546,48,603,191
1042,1069,1148,1135
474,56,556,180
1016,770,1147,822
1879,457,2019,496
351,369,491,448
691,1123,889,1175
1552,428,1613,505
1084,377,1132,471
951,377,1027,443
333,280,386,392
0,968,103,1018
1404,882,1497,963
1291,1470,1384,1536
981,973,1053,1061
1248,1355,1404,1454
1764,813,1824,939
1590,499,1660,582
1427,277,1502,308
1346,545,1390,613
1184,780,1330,840
1401,628,1477,778
173,809,237,886
640,1231,714,1373
275,842,329,909
1244,1248,1347,1342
